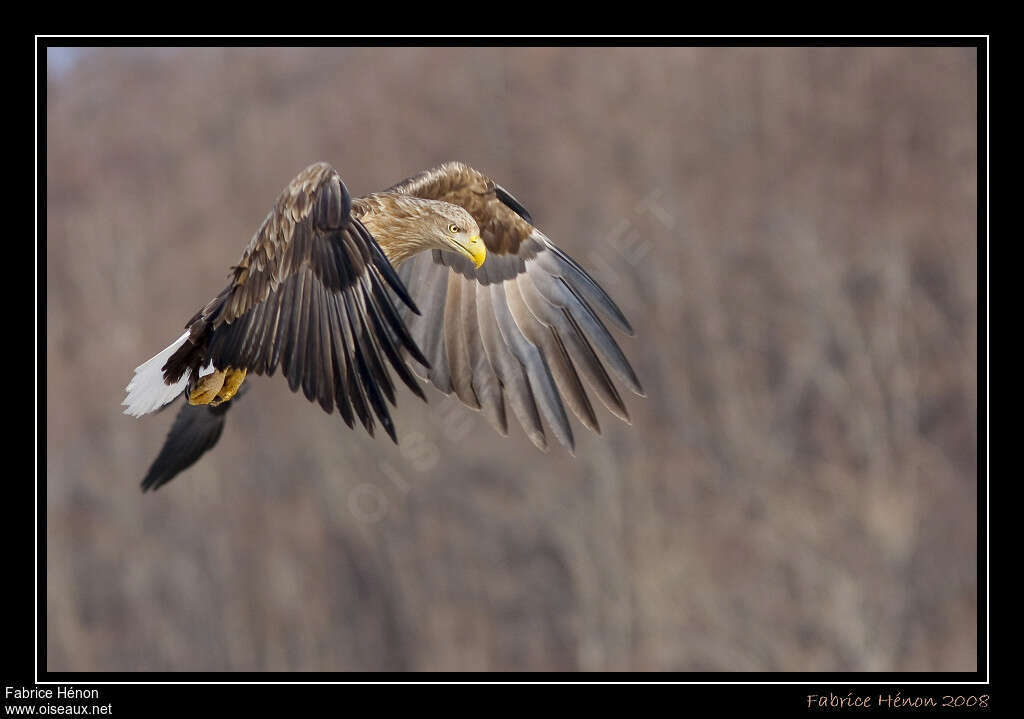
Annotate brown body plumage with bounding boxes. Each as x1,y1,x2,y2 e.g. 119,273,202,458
124,161,643,490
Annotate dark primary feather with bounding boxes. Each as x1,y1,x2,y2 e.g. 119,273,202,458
141,385,249,492
494,183,533,224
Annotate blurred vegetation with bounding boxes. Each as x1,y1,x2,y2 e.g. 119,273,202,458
45,46,977,672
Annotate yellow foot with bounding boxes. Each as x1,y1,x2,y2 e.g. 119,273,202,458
211,367,247,406
188,368,226,406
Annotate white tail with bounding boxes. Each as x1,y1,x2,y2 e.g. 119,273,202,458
122,332,199,417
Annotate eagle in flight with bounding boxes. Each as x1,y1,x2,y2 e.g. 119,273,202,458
124,162,643,490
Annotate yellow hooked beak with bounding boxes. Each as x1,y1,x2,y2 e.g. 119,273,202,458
463,235,486,268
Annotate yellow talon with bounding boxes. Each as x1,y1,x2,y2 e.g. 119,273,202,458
189,366,248,406
214,367,247,405
188,369,226,406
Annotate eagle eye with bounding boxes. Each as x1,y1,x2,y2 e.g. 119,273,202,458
448,223,460,234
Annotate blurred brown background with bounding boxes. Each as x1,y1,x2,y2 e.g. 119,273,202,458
45,46,978,672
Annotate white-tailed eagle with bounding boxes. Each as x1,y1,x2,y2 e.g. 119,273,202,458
124,162,643,490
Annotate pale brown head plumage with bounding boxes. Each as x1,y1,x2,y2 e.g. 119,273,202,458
352,194,484,268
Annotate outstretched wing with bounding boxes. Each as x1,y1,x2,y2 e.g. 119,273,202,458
163,162,429,442
389,162,643,453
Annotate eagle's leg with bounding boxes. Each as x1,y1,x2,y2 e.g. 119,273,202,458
211,368,247,406
188,368,226,406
